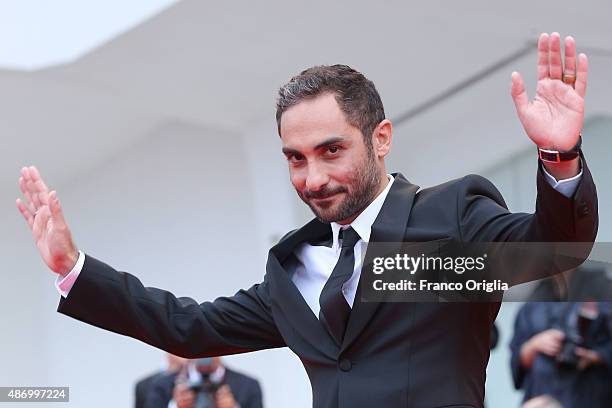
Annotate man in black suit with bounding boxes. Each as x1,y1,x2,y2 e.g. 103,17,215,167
145,357,263,408
17,33,598,407
135,353,187,408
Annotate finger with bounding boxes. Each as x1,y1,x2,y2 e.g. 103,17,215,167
537,33,550,80
545,346,560,356
549,329,565,339
22,167,43,209
574,347,590,358
19,176,37,215
511,72,529,116
49,191,67,225
563,36,577,81
16,198,34,229
29,181,42,208
575,53,588,98
549,32,562,80
20,167,38,213
32,206,50,240
29,166,50,206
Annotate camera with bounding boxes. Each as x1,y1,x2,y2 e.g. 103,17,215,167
556,332,582,368
556,303,597,368
180,358,224,408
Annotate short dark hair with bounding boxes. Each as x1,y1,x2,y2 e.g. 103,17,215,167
275,65,386,146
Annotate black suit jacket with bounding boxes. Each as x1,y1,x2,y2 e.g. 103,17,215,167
144,367,262,408
135,371,164,408
58,157,598,408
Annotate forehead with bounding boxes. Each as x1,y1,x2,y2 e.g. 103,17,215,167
280,93,359,148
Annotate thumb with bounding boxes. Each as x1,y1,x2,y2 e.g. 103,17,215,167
511,71,529,116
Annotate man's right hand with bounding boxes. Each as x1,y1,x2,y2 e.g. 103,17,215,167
528,329,565,357
16,166,78,277
520,328,565,368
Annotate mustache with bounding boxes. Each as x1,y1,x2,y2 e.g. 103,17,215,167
302,186,347,199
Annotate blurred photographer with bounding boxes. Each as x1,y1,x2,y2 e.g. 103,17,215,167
136,353,188,408
510,302,612,407
144,357,263,408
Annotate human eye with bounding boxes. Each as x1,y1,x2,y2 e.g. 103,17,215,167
287,153,305,165
325,145,342,156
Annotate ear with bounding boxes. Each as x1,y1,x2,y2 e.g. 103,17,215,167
371,119,392,158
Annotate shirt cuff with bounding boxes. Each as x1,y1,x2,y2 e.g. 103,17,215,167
55,250,85,298
541,158,583,198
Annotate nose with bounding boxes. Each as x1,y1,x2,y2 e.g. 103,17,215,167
305,163,329,192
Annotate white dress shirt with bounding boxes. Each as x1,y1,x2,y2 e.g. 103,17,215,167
56,166,583,315
290,174,395,317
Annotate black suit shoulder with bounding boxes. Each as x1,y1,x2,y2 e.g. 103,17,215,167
135,371,164,408
409,157,597,244
224,368,263,408
414,173,505,207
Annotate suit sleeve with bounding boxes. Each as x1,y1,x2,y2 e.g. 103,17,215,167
457,153,597,243
455,153,598,286
57,254,286,358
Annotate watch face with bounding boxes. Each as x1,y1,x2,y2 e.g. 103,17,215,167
539,149,580,163
539,150,560,163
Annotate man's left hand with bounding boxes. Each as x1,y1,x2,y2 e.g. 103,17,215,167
511,32,587,153
575,346,603,370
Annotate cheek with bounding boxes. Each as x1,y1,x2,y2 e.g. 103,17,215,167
331,162,357,184
289,169,306,191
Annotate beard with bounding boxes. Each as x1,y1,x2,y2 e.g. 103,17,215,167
298,152,381,223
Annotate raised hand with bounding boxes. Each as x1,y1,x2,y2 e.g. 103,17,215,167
511,32,587,152
16,166,78,277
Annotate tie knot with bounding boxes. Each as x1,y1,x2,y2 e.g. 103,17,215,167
339,227,361,248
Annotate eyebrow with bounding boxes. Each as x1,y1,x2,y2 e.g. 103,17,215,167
282,136,347,155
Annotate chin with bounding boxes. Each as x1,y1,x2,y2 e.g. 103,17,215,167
315,208,351,224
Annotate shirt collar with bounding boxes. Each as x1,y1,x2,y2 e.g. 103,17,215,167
330,174,394,249
187,362,226,384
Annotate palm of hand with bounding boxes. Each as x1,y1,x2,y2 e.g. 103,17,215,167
32,206,72,274
520,79,584,150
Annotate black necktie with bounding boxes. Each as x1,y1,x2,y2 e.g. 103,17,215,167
319,227,361,345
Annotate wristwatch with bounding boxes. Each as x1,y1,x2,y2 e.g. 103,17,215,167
538,135,582,163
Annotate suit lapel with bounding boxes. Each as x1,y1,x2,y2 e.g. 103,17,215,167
268,219,339,358
341,173,420,352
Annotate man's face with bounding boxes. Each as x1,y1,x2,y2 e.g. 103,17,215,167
280,93,381,224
